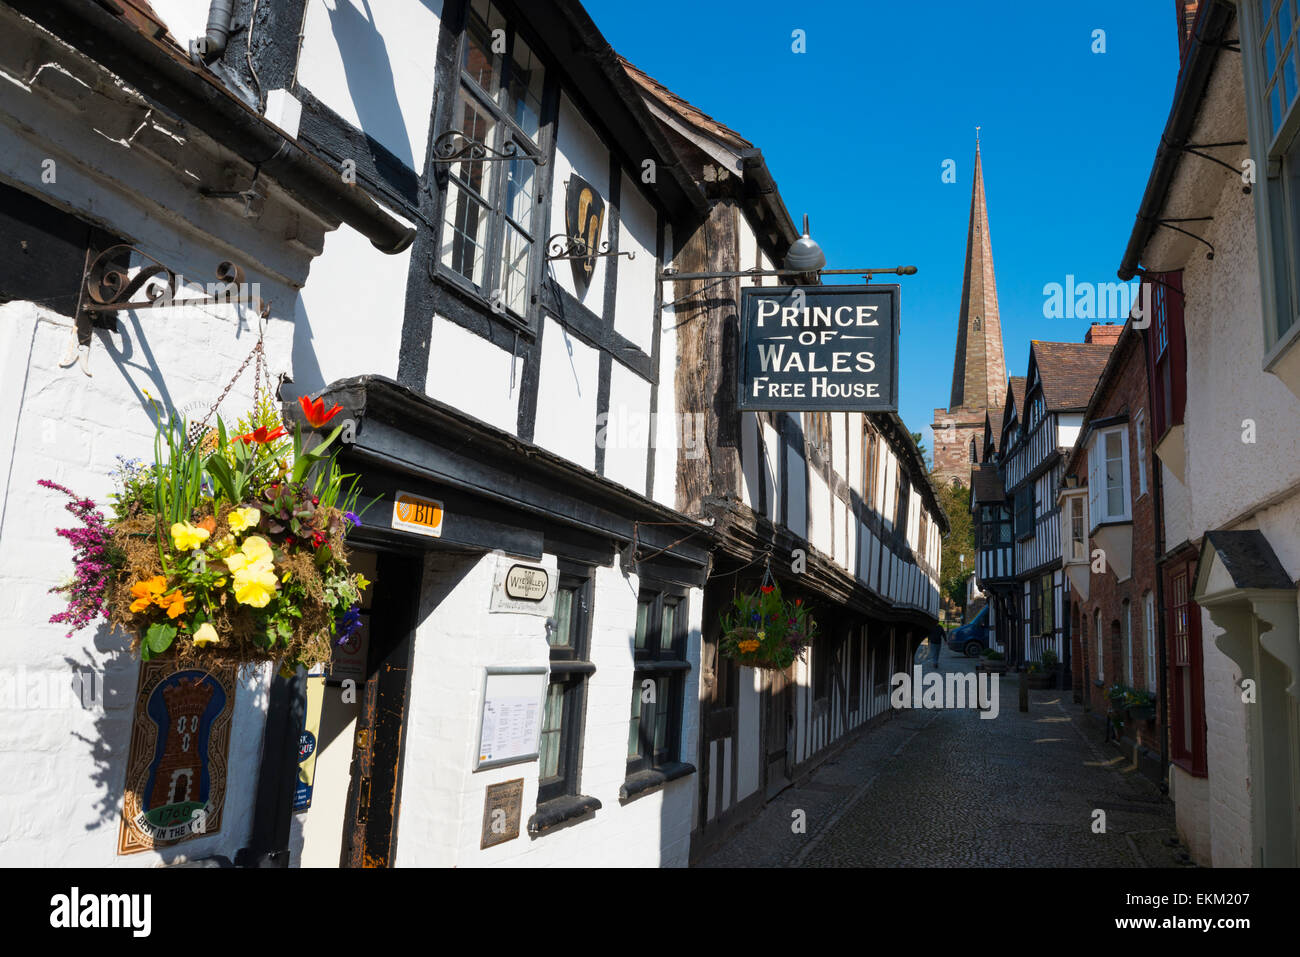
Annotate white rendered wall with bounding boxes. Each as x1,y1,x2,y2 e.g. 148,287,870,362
394,550,701,867
604,362,652,494
533,315,599,471
424,314,521,434
613,171,658,354
550,95,610,315
295,0,443,174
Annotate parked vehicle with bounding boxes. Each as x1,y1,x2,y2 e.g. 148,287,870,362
946,606,991,657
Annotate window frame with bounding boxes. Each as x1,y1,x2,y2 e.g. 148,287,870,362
434,0,555,334
538,568,595,805
1168,563,1208,775
626,584,690,776
1088,425,1132,528
1133,408,1149,498
1240,0,1300,367
1094,608,1104,682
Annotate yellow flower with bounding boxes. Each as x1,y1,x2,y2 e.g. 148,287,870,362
737,639,761,654
171,521,210,552
192,623,220,647
210,534,236,557
227,506,261,534
232,564,279,608
226,535,273,573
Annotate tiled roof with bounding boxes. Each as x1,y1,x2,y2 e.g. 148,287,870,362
619,56,753,151
971,464,1005,505
1031,341,1114,411
1007,376,1026,415
985,408,1005,452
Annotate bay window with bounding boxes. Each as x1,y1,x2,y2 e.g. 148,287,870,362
1087,426,1131,527
439,0,548,324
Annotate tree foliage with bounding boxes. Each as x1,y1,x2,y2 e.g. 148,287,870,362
932,476,974,610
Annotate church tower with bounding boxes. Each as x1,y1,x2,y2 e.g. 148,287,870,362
931,134,1009,488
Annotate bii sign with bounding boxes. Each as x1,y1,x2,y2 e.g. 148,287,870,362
738,285,899,411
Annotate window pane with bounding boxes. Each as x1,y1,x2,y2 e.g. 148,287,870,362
507,35,544,141
653,697,668,754
450,95,495,198
1282,2,1294,55
1286,48,1298,108
498,222,531,316
441,183,489,286
538,681,565,778
634,600,651,649
660,603,676,655
627,680,643,758
549,587,574,647
504,156,535,233
463,0,502,94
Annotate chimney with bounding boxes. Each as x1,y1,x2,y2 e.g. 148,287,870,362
1084,322,1123,346
1177,1,1202,62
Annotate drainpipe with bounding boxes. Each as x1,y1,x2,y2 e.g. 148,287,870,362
192,0,235,64
10,0,416,254
1143,323,1171,794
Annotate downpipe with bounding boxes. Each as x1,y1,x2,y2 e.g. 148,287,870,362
191,0,235,64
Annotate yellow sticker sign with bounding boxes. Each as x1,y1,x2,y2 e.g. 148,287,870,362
391,490,444,537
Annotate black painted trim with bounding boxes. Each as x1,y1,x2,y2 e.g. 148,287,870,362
619,761,695,802
527,794,601,834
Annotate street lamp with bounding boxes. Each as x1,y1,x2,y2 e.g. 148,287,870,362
783,213,826,273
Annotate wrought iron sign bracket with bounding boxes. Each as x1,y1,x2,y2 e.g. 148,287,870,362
545,234,634,262
1177,140,1251,193
658,265,918,282
63,244,273,377
1153,217,1216,260
430,129,547,165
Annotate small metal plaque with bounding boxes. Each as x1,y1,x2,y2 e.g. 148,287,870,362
481,778,524,849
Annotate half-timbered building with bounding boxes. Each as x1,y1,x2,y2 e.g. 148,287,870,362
973,338,1112,670
0,0,947,869
617,60,949,859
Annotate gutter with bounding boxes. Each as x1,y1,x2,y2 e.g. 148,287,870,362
1117,0,1235,280
5,0,416,254
739,149,799,251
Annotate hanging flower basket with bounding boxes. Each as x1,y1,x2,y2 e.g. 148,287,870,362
719,582,817,670
41,391,371,673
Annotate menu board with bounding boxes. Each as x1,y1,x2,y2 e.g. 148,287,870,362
475,669,546,770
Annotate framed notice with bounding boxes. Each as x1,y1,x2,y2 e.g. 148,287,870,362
737,284,899,411
474,667,546,771
488,554,557,617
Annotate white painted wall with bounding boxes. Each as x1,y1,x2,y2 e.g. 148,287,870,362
296,0,444,174
424,314,521,434
533,315,598,471
550,95,610,315
604,362,652,494
395,549,701,867
613,171,658,354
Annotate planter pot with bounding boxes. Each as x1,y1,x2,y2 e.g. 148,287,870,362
976,661,1007,674
1025,673,1054,690
1126,704,1156,722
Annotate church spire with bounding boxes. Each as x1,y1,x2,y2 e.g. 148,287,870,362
948,134,1008,414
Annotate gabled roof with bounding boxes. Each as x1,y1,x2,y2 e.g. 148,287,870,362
1029,341,1114,412
1008,376,1026,416
620,57,752,152
984,407,1005,453
970,464,1005,505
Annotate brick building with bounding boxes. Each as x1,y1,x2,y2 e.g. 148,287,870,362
1059,320,1162,767
931,139,1008,489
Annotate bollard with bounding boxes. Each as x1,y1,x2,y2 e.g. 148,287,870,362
1019,668,1029,713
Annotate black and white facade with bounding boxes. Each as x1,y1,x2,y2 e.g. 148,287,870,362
0,0,946,868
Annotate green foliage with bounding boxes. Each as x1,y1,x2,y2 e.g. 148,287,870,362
1041,647,1059,670
931,477,974,611
719,583,816,670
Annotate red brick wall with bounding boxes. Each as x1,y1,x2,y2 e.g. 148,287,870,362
1063,331,1162,754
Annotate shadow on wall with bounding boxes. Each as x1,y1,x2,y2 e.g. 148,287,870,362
322,0,433,174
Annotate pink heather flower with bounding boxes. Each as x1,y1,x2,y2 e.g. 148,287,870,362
39,479,115,636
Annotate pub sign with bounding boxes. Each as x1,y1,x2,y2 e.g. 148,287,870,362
737,284,899,411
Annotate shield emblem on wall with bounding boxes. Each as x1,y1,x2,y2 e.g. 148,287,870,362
565,173,604,296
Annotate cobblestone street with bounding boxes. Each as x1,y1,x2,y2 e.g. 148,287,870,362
697,646,1191,868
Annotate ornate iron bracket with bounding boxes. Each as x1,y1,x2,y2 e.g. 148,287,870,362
430,129,546,165
79,245,272,320
545,234,635,262
1153,217,1216,260
1178,140,1251,193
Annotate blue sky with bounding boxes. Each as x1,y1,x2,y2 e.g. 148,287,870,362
585,0,1181,459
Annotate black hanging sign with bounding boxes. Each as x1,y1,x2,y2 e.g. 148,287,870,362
737,284,899,411
565,173,604,295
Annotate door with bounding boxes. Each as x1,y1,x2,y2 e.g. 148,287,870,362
339,550,421,868
763,665,793,799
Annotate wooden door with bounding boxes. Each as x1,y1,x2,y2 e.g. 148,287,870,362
763,665,792,798
340,551,420,868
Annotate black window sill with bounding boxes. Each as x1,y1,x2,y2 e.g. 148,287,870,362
527,794,601,836
619,761,695,804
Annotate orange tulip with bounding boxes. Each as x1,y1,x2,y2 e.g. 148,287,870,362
298,394,342,429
